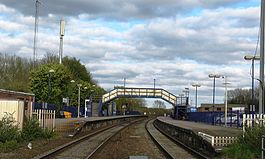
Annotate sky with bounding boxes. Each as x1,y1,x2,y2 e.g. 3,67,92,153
0,0,262,107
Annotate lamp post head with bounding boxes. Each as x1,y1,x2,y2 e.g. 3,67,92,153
192,84,201,87
244,55,260,60
209,74,221,78
49,69,55,73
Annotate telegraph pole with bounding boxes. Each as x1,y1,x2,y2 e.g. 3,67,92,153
260,0,265,114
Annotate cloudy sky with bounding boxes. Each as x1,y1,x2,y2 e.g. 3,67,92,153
0,0,262,107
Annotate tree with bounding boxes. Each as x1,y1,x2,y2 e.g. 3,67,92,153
30,63,71,107
227,88,258,105
152,100,166,109
114,98,146,111
0,53,33,92
63,56,95,84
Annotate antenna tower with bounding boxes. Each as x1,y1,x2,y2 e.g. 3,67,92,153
33,0,40,65
59,19,65,64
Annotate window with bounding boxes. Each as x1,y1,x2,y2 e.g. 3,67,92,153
205,108,209,111
217,108,221,111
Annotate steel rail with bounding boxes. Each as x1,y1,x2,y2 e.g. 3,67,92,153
145,119,175,159
153,120,210,159
86,118,145,159
34,118,143,159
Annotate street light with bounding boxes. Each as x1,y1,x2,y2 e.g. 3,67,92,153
70,80,87,118
183,88,189,105
48,69,55,102
123,78,126,95
244,55,260,113
209,74,221,125
192,84,201,108
77,84,82,118
222,76,230,127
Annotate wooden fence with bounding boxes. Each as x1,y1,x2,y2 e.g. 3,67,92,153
198,132,237,147
31,109,55,131
243,114,265,132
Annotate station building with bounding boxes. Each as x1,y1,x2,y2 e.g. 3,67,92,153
198,103,247,113
0,89,35,129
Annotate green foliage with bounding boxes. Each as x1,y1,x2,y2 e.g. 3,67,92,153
30,63,71,105
0,140,19,152
22,118,44,141
63,56,94,84
152,100,166,108
115,98,147,111
222,142,255,159
228,88,258,105
22,118,55,141
0,113,21,143
0,53,33,92
222,126,265,159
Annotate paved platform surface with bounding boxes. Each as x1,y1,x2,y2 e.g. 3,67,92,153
157,117,241,137
55,115,141,133
55,115,140,125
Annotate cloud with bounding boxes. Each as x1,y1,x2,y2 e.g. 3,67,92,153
0,1,259,105
0,0,248,20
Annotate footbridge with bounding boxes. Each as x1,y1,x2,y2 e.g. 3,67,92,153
101,87,188,119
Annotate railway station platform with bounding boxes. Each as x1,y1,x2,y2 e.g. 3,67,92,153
157,116,241,137
154,116,242,156
55,115,144,136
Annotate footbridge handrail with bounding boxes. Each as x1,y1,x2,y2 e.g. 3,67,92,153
102,87,181,105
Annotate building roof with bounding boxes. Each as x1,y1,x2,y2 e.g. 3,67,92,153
0,89,35,97
199,103,247,108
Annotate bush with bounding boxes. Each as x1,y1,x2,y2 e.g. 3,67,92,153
222,126,265,159
0,140,19,152
0,113,21,143
22,118,55,141
41,128,55,139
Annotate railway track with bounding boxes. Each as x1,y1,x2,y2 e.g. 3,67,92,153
34,118,143,159
34,118,208,159
146,119,206,159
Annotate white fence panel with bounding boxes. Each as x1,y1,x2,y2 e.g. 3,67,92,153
198,132,237,147
32,109,55,131
243,114,265,132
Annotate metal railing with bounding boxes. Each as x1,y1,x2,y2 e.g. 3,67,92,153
102,87,187,105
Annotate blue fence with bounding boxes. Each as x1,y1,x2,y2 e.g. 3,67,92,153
187,111,242,127
33,102,56,110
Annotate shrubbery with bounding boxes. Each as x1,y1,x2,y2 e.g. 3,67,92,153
0,114,21,151
22,118,55,141
0,114,55,152
222,126,265,159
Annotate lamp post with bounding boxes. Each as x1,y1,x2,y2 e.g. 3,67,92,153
124,78,126,95
209,74,221,125
222,76,230,127
77,84,82,118
71,80,87,118
244,55,260,113
48,69,55,102
183,88,189,105
192,84,201,108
